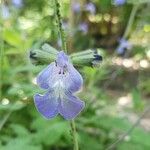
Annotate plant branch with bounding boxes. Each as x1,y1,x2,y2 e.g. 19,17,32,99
123,4,140,39
106,106,150,150
0,111,12,132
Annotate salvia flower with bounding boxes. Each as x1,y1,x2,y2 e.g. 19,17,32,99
12,0,23,8
85,2,96,14
113,0,126,6
72,2,81,13
1,5,10,19
117,38,132,55
34,51,85,120
78,22,88,34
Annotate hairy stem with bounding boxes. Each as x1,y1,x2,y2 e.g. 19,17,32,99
70,120,79,150
54,0,67,52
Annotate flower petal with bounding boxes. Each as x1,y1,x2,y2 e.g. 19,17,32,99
34,91,58,119
36,63,55,89
56,51,69,68
58,91,85,120
64,64,83,93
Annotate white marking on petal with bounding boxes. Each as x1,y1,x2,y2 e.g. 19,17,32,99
53,79,66,99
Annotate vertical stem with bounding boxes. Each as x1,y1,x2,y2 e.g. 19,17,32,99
54,0,79,149
68,0,74,52
54,0,67,52
70,119,79,150
0,0,4,100
0,33,3,100
123,4,139,39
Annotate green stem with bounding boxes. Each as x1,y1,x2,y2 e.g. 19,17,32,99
0,5,4,100
70,120,79,150
54,0,67,52
123,4,140,39
54,0,78,149
0,37,3,100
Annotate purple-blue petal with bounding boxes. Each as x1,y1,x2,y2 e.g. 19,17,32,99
65,64,83,92
36,63,54,89
34,91,58,119
114,0,126,6
72,2,80,13
12,0,23,8
56,51,69,67
58,91,85,120
78,23,88,33
85,3,96,14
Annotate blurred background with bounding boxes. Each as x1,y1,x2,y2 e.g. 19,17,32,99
0,0,150,150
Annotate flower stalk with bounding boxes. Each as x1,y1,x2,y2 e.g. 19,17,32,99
54,0,79,149
70,120,79,150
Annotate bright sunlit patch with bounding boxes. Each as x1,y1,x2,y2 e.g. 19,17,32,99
112,16,119,24
18,90,24,95
103,13,111,22
112,57,122,66
132,63,139,70
1,98,10,105
23,97,28,100
144,25,150,32
124,135,130,142
146,50,150,58
140,59,149,68
32,77,37,85
88,14,102,23
118,95,132,107
122,59,134,68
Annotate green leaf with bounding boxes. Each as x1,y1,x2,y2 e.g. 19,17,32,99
10,124,30,137
0,102,25,111
79,132,104,150
132,89,145,111
0,138,42,150
31,117,68,146
118,141,150,150
3,29,23,48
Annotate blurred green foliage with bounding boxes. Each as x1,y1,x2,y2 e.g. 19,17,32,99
0,0,150,150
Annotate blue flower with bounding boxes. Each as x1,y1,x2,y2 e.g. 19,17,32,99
116,38,132,55
12,0,23,8
72,2,81,13
34,51,85,120
78,22,88,34
1,5,10,19
113,0,126,6
85,2,96,14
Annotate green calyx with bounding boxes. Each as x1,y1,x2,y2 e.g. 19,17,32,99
30,43,102,67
